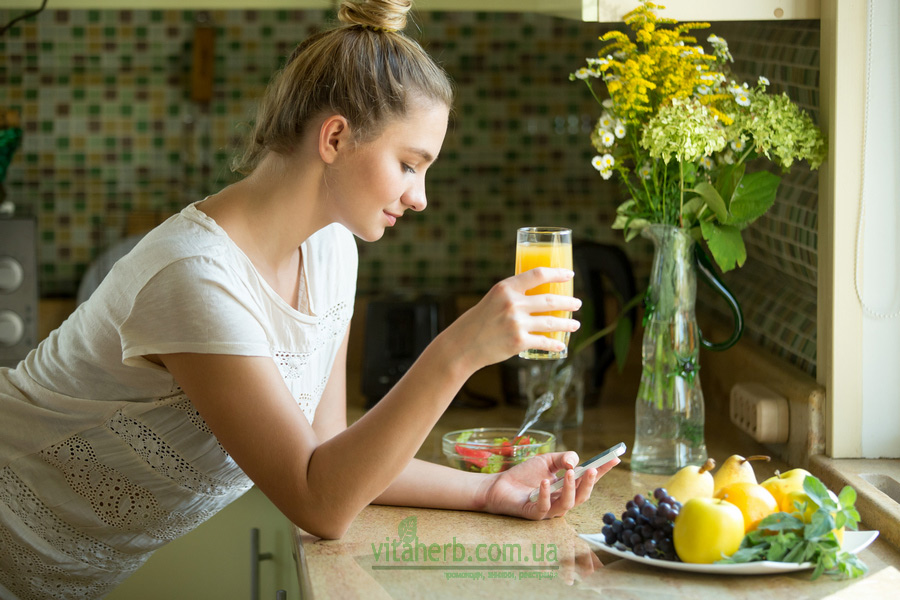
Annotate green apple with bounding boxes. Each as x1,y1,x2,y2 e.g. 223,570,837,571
673,497,745,564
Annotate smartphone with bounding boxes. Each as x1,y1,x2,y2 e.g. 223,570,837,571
528,442,626,502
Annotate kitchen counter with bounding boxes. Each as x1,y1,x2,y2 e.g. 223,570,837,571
292,360,900,598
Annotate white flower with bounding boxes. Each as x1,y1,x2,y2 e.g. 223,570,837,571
599,112,614,129
721,150,735,164
614,121,626,139
600,168,614,180
731,138,746,152
735,93,751,107
700,156,714,169
591,155,605,171
708,34,721,43
700,73,716,82
574,68,590,80
600,130,616,147
728,81,743,94
639,162,652,179
602,98,614,109
696,85,710,95
758,75,770,86
601,153,615,168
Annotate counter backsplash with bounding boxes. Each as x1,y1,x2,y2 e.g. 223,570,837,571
2,8,818,375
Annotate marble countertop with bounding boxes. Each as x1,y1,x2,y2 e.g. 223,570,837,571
292,367,900,599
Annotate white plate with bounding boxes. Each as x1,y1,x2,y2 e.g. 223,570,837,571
579,530,879,575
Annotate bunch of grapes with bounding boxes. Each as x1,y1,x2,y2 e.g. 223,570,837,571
601,487,681,561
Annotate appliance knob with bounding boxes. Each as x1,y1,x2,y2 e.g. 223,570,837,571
0,256,24,293
0,310,25,347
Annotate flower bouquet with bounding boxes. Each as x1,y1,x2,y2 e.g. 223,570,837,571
572,0,826,272
570,1,826,474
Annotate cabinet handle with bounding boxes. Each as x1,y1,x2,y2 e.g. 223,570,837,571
275,591,287,600
251,528,274,600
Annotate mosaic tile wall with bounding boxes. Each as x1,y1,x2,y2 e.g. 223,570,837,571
0,9,820,375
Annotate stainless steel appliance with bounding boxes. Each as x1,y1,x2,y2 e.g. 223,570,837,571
0,215,38,367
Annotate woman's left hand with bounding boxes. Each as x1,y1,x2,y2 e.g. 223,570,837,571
478,451,619,520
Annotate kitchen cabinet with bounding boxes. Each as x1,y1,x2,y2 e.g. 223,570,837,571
106,486,299,600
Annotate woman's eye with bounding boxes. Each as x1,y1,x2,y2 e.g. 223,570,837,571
402,163,416,174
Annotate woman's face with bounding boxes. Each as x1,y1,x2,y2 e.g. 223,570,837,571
326,99,450,242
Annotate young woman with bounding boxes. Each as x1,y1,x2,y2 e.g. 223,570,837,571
0,1,617,597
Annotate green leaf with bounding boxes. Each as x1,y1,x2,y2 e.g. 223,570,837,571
838,485,857,509
715,162,746,204
398,515,417,543
803,475,832,506
725,170,780,227
700,220,747,272
689,182,728,222
614,316,632,373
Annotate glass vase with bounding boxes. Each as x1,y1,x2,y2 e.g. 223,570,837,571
631,224,743,474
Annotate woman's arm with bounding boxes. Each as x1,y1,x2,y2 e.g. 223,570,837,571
160,268,580,539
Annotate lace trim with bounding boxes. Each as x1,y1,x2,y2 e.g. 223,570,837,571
38,436,215,541
274,300,351,380
0,524,115,600
106,411,238,496
0,467,145,573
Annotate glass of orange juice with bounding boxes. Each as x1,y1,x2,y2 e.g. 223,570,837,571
515,227,574,360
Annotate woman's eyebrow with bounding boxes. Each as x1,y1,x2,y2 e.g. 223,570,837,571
406,147,436,163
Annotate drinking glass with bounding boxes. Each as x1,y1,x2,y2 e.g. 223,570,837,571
515,227,574,360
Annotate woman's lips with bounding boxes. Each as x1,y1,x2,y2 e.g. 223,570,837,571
384,211,398,226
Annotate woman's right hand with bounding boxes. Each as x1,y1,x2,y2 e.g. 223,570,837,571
445,267,581,371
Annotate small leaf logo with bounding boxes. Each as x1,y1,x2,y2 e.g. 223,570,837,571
398,515,417,544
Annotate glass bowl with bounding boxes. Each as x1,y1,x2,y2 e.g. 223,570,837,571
442,427,556,473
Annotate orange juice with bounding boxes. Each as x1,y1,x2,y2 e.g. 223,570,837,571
515,240,574,357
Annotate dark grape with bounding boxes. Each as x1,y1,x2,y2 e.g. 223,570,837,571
601,489,681,562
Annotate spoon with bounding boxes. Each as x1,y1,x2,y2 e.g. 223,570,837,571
515,391,554,439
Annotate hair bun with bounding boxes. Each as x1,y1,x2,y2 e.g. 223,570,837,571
338,0,411,33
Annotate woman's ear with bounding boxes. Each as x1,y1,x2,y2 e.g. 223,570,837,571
318,115,351,165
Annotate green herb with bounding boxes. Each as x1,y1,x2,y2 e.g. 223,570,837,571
716,475,867,580
455,430,474,443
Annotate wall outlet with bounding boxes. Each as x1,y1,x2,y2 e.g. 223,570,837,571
730,382,789,443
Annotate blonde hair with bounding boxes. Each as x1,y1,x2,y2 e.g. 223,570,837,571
232,0,454,174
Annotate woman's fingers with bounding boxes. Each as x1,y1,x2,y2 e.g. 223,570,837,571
510,266,574,293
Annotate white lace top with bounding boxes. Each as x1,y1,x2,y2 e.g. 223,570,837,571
0,204,358,599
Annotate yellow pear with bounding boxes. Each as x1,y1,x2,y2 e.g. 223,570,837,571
712,455,771,495
664,458,716,504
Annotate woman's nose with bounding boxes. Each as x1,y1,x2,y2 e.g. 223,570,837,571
403,183,427,212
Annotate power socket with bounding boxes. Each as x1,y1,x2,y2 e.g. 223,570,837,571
729,382,789,443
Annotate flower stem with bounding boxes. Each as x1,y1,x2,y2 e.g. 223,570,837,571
679,161,685,228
